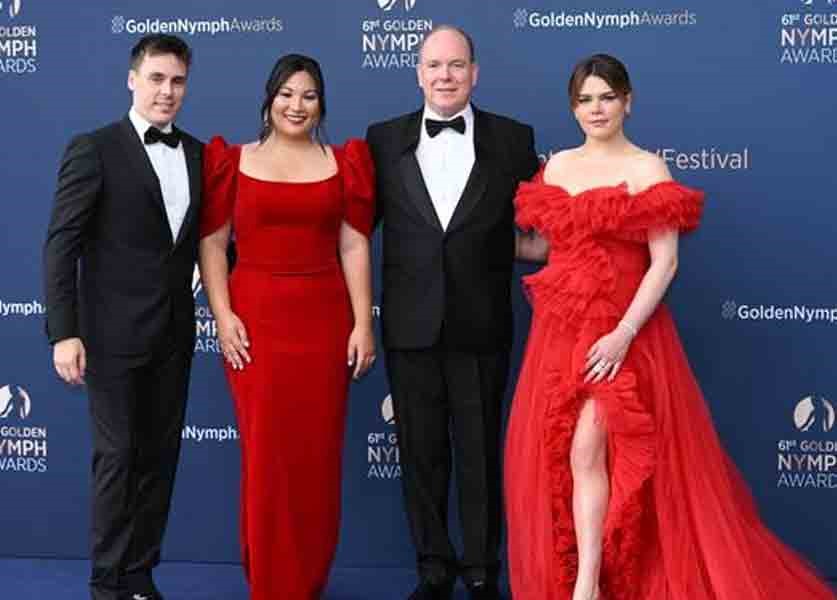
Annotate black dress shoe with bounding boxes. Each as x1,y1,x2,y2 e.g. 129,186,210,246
465,580,502,600
119,571,164,600
408,579,455,600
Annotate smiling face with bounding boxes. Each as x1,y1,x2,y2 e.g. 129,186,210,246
417,28,478,118
128,52,188,128
268,70,321,139
572,75,631,141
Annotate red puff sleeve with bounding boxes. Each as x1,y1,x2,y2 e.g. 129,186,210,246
200,136,240,238
607,181,704,243
514,168,571,244
336,139,376,237
626,181,703,232
513,168,545,230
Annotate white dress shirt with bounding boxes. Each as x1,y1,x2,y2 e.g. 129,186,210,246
129,107,190,241
415,103,476,231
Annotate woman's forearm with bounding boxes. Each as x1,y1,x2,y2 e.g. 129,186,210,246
339,228,373,329
620,230,679,333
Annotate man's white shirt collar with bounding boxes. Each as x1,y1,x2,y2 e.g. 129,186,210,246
127,107,189,241
416,103,476,230
421,103,474,135
129,107,174,139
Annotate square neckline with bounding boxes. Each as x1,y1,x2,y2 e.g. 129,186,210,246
235,143,341,185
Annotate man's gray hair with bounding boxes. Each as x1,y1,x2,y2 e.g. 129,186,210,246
417,24,476,63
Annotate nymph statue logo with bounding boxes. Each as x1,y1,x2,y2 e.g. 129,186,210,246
794,396,836,433
0,1,22,19
0,385,31,420
378,0,417,12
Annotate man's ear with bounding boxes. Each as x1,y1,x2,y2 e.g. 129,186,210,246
127,70,136,92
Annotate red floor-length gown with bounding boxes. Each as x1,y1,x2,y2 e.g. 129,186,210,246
504,174,835,600
200,137,374,600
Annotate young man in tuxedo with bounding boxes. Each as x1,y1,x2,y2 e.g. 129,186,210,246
366,25,540,600
44,34,202,600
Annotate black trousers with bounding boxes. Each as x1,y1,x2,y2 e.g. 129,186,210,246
85,345,191,600
386,345,510,585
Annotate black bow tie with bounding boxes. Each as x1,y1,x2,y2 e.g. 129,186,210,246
425,115,466,138
144,126,181,149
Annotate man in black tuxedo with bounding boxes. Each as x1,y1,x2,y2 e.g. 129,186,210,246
43,34,202,600
366,25,539,600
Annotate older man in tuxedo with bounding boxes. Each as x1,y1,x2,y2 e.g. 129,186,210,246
366,25,540,600
44,34,202,600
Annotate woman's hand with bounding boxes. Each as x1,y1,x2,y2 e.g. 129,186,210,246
583,325,634,384
217,311,251,370
347,324,376,379
516,230,550,262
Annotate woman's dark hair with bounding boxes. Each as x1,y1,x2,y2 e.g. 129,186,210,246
259,53,327,145
568,54,632,107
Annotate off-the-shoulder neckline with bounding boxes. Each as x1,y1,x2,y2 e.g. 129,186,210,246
533,179,684,199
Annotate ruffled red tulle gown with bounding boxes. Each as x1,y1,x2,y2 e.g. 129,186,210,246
504,174,835,600
201,137,375,600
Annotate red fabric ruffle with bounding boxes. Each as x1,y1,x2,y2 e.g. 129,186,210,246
515,180,703,333
505,178,836,599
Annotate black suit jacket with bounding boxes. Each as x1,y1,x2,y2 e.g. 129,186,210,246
44,115,203,357
366,106,539,352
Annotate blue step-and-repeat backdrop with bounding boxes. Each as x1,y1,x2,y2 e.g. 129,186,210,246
1,0,836,575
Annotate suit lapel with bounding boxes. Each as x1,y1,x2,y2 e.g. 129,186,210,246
173,131,201,248
116,116,171,243
446,107,491,233
397,110,444,231
399,154,444,231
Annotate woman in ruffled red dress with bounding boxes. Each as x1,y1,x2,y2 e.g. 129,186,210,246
198,54,376,599
505,54,835,600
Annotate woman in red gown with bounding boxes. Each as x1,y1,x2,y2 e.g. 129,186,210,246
198,54,375,599
505,54,835,600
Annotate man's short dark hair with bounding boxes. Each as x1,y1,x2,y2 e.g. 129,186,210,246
129,34,192,71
